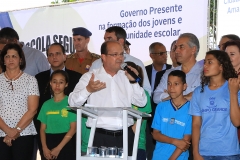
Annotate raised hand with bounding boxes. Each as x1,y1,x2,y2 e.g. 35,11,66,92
229,78,240,94
86,73,106,93
125,66,139,81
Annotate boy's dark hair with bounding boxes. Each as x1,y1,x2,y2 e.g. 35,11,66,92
50,70,69,95
168,70,186,84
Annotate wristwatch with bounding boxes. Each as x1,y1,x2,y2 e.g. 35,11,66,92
16,126,22,131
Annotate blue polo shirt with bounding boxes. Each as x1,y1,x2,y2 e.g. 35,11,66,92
152,100,192,160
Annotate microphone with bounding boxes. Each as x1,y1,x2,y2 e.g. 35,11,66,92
120,63,142,82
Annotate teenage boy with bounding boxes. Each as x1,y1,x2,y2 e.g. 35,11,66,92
151,70,192,160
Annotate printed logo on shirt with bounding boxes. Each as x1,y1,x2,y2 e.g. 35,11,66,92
47,111,60,115
201,97,227,113
162,117,185,126
207,97,217,108
61,108,68,117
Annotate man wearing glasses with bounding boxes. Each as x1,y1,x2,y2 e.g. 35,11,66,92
89,26,151,96
145,42,172,93
69,40,147,156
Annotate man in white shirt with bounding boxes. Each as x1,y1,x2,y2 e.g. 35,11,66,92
153,33,202,104
89,26,151,95
69,41,147,156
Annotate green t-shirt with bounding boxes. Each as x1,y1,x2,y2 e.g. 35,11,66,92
81,116,90,152
132,90,152,150
37,96,76,134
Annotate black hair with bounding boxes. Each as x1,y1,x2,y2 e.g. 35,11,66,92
125,61,143,87
200,50,237,92
168,70,186,84
50,70,69,95
0,27,19,43
221,34,240,41
149,42,164,53
222,40,240,51
46,42,66,56
0,43,26,72
106,26,126,44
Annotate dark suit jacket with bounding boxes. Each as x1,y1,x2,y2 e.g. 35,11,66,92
153,64,172,91
35,68,82,119
146,64,172,132
145,64,172,88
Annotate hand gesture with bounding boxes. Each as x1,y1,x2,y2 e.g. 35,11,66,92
51,147,61,159
43,147,52,160
125,66,139,81
228,78,240,94
173,139,191,151
86,74,106,93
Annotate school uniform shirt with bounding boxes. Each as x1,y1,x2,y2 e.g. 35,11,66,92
152,100,192,160
68,66,147,130
153,62,202,104
0,73,39,137
37,96,76,134
189,81,240,156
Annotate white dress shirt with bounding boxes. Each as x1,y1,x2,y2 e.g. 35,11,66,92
153,62,203,104
89,53,152,96
69,66,147,130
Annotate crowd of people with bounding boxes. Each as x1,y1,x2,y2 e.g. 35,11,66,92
0,25,239,160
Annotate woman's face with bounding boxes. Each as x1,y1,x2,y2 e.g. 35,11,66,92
203,54,222,77
4,49,21,70
225,45,240,72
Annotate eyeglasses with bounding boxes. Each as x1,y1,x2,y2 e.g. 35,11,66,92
151,51,168,56
106,53,124,57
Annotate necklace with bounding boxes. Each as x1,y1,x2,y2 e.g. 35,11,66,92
4,70,22,90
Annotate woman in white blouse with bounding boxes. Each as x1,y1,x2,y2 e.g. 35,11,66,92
0,43,39,160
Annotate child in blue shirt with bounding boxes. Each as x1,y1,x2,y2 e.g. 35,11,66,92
152,70,192,160
189,50,240,160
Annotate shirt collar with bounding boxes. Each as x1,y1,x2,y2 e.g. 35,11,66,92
50,66,66,75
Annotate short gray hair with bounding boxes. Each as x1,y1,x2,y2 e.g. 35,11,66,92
178,33,200,57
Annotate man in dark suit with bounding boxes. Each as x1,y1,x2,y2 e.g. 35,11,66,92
35,42,82,160
145,42,171,93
